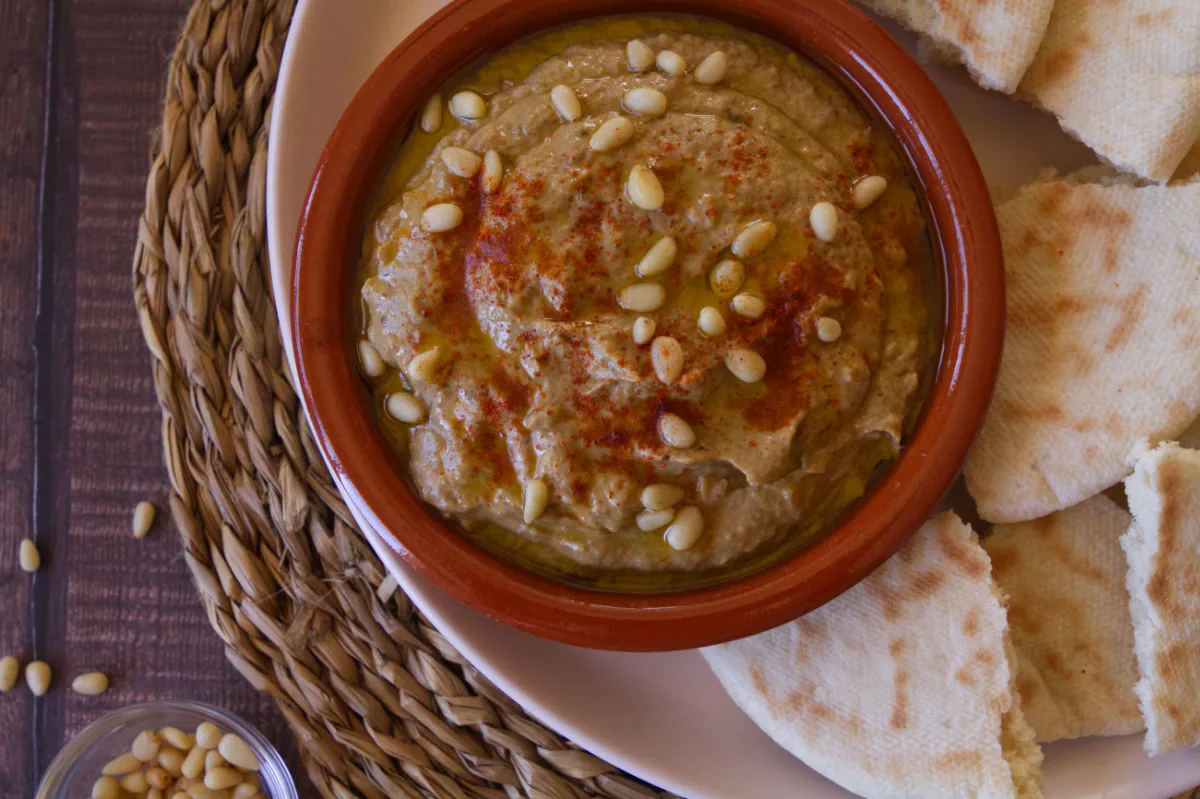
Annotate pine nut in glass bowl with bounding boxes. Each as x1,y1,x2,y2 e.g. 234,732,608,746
36,700,297,799
292,0,1004,651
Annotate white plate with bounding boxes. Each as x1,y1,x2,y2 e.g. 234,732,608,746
267,2,1200,796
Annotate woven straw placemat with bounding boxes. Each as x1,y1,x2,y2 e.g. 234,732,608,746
130,2,1198,798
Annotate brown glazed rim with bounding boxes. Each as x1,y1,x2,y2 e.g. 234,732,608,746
292,0,1004,651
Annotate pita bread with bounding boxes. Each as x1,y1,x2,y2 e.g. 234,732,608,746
702,513,1043,798
1123,442,1200,756
984,495,1141,743
1020,1,1200,181
859,0,1054,94
964,176,1200,523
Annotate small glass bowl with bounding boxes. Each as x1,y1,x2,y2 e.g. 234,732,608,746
37,700,298,799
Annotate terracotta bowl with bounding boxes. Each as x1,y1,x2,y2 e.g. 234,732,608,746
292,0,1004,651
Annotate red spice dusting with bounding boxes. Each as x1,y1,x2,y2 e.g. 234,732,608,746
846,141,875,174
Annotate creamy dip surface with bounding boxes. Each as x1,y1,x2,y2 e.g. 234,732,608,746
358,18,932,583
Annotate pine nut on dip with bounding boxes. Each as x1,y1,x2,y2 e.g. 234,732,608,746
356,18,933,584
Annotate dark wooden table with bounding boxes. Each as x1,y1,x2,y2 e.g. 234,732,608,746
0,1,307,795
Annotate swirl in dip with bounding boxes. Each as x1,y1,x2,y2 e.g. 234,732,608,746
359,19,932,582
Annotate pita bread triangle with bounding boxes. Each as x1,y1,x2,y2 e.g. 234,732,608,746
1124,441,1200,756
1020,0,1200,180
983,494,1141,743
964,175,1200,524
858,0,1054,94
702,512,1043,798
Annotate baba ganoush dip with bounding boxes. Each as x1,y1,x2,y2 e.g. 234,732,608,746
358,18,933,584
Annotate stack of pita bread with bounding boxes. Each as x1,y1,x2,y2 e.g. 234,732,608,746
701,4,1200,795
704,70,1200,795
862,0,1200,180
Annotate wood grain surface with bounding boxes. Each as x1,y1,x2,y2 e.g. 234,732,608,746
0,1,306,795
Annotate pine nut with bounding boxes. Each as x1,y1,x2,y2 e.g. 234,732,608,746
158,746,186,776
170,793,189,799
853,175,888,209
71,671,109,695
183,783,227,799
627,40,655,72
731,293,766,319
481,150,504,194
440,146,482,178
119,771,149,792
148,790,164,799
724,348,766,383
0,656,18,692
641,483,685,510
698,306,726,337
810,201,839,242
157,726,191,749
406,347,441,383
449,90,487,120
636,508,676,531
19,538,39,572
195,722,222,750
218,733,261,771
386,391,427,424
632,316,656,345
102,752,143,776
618,283,666,313
133,729,161,761
656,50,686,76
523,478,550,523
232,784,260,799
624,87,667,116
550,84,581,121
658,413,696,449
627,165,664,210
650,336,684,384
181,745,206,779
25,660,50,696
145,766,171,790
694,51,728,85
357,340,385,378
664,506,704,550
709,259,745,297
731,219,777,259
205,750,227,771
420,93,443,133
92,776,120,799
589,116,635,151
205,767,245,790
816,316,843,342
243,774,261,791
133,500,156,539
421,203,463,233
635,236,677,276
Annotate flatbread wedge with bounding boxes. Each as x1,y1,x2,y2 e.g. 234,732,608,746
859,0,1054,94
984,495,1141,743
1020,0,1200,181
703,512,1043,798
1123,442,1200,756
964,176,1200,523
